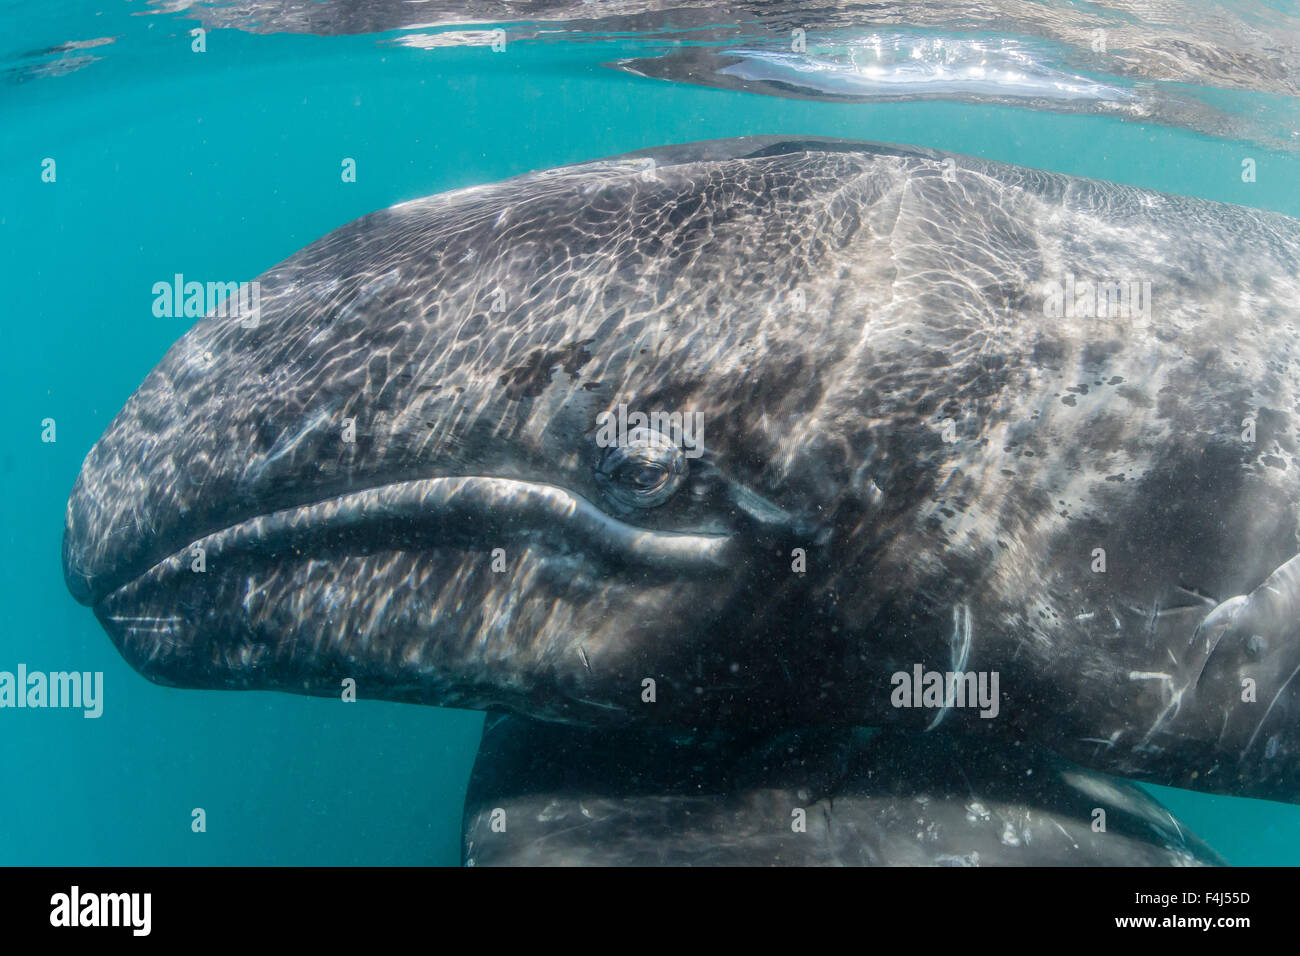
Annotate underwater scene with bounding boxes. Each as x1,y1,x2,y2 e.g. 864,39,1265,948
5,0,1300,870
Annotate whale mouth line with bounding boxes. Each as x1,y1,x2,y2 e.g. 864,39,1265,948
87,474,736,607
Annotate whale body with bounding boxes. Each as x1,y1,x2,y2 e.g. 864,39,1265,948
64,136,1300,803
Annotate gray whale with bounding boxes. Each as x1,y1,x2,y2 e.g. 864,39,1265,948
64,136,1300,803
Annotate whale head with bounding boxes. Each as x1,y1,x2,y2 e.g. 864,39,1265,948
63,138,962,727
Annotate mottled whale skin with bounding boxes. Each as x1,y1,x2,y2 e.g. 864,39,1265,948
64,136,1300,802
463,717,1223,866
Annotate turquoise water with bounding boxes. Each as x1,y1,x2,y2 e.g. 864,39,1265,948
4,2,1300,865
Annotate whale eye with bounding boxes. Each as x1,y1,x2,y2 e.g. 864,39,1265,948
595,427,688,509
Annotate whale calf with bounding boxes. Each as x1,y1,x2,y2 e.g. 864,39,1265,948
463,717,1223,866
64,136,1300,803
